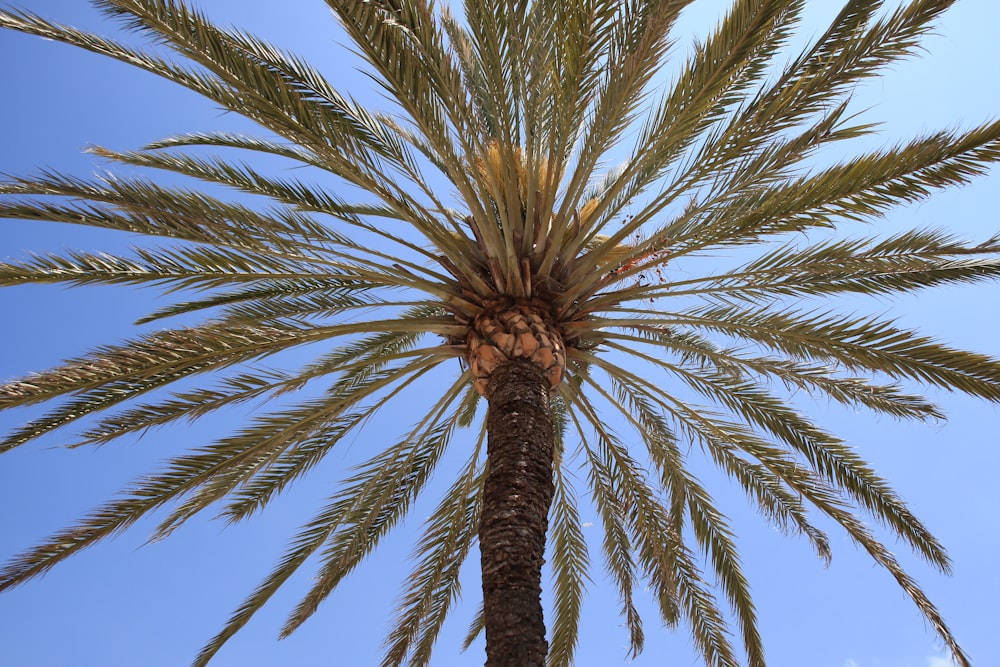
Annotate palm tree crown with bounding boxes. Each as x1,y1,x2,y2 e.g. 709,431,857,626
2,1,1000,665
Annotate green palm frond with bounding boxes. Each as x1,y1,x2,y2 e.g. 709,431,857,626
566,0,805,257
0,323,306,449
620,374,834,562
678,305,1000,399
214,359,446,527
0,247,360,291
382,432,484,667
545,394,590,667
609,376,771,663
571,365,748,665
2,0,999,665
278,373,470,638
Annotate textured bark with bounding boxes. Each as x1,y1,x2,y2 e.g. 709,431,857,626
467,301,566,396
480,360,555,667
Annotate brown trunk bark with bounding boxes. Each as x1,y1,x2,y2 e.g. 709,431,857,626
480,359,555,667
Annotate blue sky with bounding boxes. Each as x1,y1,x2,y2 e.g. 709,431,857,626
0,1,998,666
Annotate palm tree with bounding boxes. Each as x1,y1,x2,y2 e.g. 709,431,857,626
1,0,999,665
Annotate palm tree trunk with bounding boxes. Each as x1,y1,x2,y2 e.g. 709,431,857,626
480,359,555,667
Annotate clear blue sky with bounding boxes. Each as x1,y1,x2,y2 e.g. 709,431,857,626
0,1,998,666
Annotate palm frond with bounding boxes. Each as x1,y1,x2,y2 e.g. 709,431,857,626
581,368,765,665
580,338,951,570
382,431,484,667
545,439,590,667
1,1,997,665
278,373,469,638
324,0,477,202
614,374,832,562
214,358,447,527
0,322,309,450
565,0,806,264
676,305,1000,401
0,171,337,254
